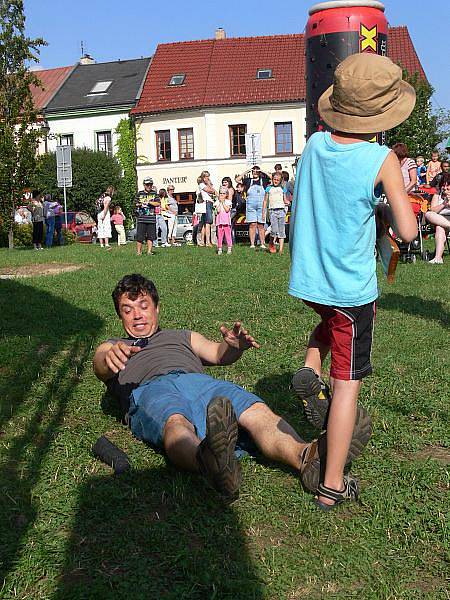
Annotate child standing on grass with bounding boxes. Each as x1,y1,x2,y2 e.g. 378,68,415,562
262,172,288,254
111,205,126,246
289,54,417,510
215,185,233,255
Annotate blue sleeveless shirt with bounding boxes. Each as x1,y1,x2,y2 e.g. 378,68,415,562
289,132,390,307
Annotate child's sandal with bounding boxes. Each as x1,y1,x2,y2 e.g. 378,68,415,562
314,475,359,511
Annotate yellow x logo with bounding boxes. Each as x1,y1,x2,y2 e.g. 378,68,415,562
360,24,377,52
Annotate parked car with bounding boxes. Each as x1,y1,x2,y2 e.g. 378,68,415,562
61,211,97,243
233,211,291,242
127,213,193,243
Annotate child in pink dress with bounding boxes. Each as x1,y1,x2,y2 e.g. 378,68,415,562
215,186,232,254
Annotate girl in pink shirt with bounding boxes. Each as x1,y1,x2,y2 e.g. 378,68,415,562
111,205,126,246
214,186,232,255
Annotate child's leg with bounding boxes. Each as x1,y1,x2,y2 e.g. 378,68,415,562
304,325,330,376
224,224,232,248
319,379,360,505
217,224,224,249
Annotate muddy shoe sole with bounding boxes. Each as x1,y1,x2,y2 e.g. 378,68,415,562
197,396,242,502
292,367,331,429
300,404,372,494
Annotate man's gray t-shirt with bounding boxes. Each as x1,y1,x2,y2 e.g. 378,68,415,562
106,329,204,413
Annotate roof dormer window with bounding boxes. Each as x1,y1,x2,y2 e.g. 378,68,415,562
256,68,272,80
87,80,113,95
169,74,185,86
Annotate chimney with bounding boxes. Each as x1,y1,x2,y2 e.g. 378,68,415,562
215,28,226,40
80,53,95,65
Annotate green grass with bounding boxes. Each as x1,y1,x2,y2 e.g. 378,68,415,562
0,242,448,599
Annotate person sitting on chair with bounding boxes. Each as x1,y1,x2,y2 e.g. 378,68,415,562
425,173,450,264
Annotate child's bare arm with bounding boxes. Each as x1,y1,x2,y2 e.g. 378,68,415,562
376,152,417,242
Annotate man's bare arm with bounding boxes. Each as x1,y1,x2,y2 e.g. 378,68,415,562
93,341,141,382
191,322,260,366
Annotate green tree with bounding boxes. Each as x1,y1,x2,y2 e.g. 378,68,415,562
115,118,137,221
0,0,46,248
386,72,442,158
31,148,122,215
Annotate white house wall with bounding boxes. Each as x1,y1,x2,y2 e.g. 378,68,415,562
45,110,129,155
135,103,306,193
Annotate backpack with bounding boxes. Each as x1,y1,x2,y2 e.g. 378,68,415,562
96,195,105,213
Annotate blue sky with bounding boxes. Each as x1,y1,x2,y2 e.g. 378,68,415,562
25,0,449,112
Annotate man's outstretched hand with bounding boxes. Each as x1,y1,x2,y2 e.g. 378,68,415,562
220,321,260,351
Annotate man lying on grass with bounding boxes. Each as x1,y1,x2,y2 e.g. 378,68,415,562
93,274,371,504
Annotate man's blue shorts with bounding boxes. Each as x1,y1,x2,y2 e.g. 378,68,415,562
128,371,264,449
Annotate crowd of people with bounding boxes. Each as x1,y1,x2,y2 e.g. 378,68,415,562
19,190,65,250
131,163,295,256
391,144,450,264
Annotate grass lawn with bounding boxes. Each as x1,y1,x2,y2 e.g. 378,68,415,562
0,242,448,599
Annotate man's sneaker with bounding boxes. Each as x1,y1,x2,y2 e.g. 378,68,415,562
292,367,331,429
299,405,372,494
196,396,242,503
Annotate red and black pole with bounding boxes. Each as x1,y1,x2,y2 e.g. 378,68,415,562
305,1,388,139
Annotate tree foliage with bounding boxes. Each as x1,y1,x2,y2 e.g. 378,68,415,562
115,118,137,220
0,0,46,247
31,148,122,215
386,72,442,158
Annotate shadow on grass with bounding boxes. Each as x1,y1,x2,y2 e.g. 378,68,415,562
0,279,101,585
54,469,264,599
378,293,449,330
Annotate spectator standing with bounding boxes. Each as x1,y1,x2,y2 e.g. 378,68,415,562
215,184,233,255
111,205,127,246
135,177,160,256
166,186,179,246
425,173,450,264
416,156,427,186
392,143,417,193
235,166,270,249
156,189,170,248
54,201,64,245
28,190,44,250
262,172,288,254
43,194,59,248
429,160,449,191
96,186,114,248
426,151,441,185
197,171,216,247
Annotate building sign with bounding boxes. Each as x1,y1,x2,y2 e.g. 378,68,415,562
162,176,188,185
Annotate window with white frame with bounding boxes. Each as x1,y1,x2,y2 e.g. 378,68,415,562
169,74,185,86
274,122,293,154
256,68,272,80
88,81,113,95
156,130,171,161
178,128,194,160
96,131,112,156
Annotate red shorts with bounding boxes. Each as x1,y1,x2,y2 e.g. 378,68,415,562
304,300,376,381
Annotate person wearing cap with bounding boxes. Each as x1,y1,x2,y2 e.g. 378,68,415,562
135,177,160,256
289,53,417,510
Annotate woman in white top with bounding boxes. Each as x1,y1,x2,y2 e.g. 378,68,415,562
196,171,216,247
96,185,114,248
392,143,417,193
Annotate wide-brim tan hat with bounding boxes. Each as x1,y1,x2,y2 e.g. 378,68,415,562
318,53,416,133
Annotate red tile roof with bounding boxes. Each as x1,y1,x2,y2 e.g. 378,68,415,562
30,66,73,112
388,25,427,82
133,26,426,115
